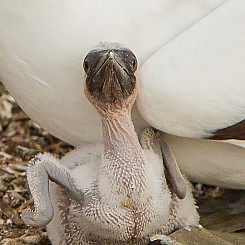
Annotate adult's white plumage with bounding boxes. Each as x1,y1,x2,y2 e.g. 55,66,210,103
138,0,245,139
0,0,244,189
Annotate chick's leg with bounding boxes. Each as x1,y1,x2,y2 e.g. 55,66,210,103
21,153,84,226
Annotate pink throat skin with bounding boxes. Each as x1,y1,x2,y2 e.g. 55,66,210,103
101,108,144,165
102,110,139,149
100,106,147,202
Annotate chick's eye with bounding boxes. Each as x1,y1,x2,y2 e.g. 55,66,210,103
132,59,137,71
83,60,89,73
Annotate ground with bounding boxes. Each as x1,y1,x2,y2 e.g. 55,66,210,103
0,84,73,244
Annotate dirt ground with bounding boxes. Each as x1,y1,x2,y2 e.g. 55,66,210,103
0,84,73,244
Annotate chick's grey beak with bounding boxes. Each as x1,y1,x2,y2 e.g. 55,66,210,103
84,48,137,103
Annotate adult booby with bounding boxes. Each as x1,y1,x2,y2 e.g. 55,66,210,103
22,44,199,244
0,0,244,189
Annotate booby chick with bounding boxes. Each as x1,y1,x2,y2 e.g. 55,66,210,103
21,43,199,244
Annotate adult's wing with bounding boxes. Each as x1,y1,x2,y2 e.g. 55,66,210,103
164,133,245,190
138,0,245,141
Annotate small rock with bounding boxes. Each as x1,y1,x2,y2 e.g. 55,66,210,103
0,179,7,192
18,234,43,244
6,219,13,225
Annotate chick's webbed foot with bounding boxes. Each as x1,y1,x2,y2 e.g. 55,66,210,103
21,153,84,226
